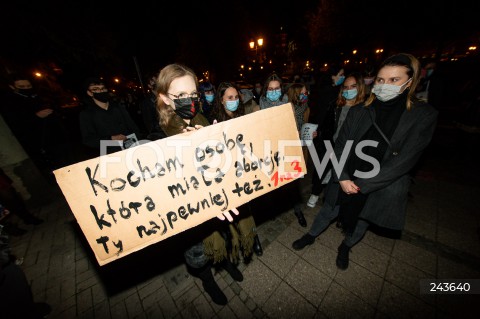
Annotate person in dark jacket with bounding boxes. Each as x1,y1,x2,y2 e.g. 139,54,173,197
292,53,438,271
415,59,445,109
306,72,367,209
210,82,263,258
1,73,74,171
140,75,166,141
256,73,307,227
308,65,345,131
198,81,216,123
79,77,141,157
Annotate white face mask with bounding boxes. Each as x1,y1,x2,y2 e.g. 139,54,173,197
372,78,412,102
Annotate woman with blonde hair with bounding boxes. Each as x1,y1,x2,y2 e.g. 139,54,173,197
293,53,438,271
155,64,242,305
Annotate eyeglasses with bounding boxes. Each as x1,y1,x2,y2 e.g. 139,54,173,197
89,86,107,93
168,92,199,100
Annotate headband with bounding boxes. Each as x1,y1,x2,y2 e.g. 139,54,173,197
384,54,412,69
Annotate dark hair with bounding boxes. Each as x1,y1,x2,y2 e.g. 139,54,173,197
199,82,215,93
145,73,158,90
198,81,216,109
83,77,104,93
262,73,283,96
211,82,245,122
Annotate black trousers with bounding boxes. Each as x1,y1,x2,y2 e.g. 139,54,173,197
0,263,41,319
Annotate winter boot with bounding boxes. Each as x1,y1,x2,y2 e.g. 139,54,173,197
292,233,315,250
294,210,307,227
196,264,227,305
253,235,263,256
221,259,243,282
336,242,351,270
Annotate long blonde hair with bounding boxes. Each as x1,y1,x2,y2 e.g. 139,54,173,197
155,64,198,134
365,53,421,110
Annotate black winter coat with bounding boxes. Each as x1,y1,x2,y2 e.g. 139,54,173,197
79,99,140,153
324,100,438,230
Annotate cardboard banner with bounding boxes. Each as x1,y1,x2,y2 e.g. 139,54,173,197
54,103,306,265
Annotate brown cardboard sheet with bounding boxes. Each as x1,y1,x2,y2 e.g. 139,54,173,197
54,103,306,265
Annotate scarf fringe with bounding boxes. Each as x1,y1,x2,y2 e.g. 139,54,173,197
202,215,257,264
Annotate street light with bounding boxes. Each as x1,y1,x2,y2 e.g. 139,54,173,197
249,38,264,63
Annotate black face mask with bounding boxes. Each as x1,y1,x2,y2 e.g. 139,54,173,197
93,92,110,103
16,88,36,98
173,97,199,119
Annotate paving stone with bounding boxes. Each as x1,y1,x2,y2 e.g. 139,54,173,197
93,299,111,319
377,281,436,319
76,287,93,314
391,240,437,275
226,295,252,319
138,275,166,300
262,281,316,319
259,241,299,279
125,292,144,318
192,293,215,319
351,242,390,277
334,262,383,307
110,300,128,319
321,281,376,318
239,259,281,306
285,259,332,307
384,258,436,305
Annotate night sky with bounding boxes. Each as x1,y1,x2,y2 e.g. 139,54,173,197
2,1,305,69
2,0,479,92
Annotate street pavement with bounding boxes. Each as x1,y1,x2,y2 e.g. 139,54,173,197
7,123,480,319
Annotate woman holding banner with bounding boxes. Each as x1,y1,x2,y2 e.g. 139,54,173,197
155,64,242,306
210,81,264,259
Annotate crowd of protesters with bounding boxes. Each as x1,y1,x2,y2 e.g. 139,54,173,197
0,54,478,309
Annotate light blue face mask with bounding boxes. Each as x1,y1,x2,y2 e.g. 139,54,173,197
342,88,358,100
266,89,281,101
205,94,214,103
225,99,239,112
335,75,345,86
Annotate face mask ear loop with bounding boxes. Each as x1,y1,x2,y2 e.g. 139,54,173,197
401,78,413,93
